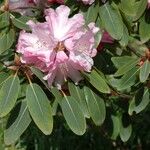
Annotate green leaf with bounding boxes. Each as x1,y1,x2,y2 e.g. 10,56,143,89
4,101,31,145
111,115,120,140
31,67,63,104
0,28,15,54
0,75,20,117
60,96,86,135
0,12,10,29
84,86,106,126
117,67,139,90
119,25,129,47
119,115,132,142
68,82,90,118
83,69,110,94
99,2,123,40
111,56,136,69
30,67,49,89
133,0,147,21
139,60,150,83
26,83,53,135
0,72,9,89
95,16,102,48
52,100,58,116
119,0,136,16
83,3,99,24
119,0,147,21
11,14,30,31
129,88,150,115
114,58,139,77
120,124,132,142
139,14,150,43
51,88,63,104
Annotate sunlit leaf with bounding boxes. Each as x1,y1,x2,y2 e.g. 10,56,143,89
4,101,31,145
26,83,53,135
68,82,90,118
99,2,123,40
0,28,15,54
129,88,150,115
139,60,150,83
84,86,106,125
0,75,20,117
111,115,120,140
114,58,139,77
61,96,86,135
83,69,110,94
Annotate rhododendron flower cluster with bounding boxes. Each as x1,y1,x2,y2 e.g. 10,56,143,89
17,5,99,88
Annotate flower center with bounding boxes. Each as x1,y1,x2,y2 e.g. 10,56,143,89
54,42,65,52
54,42,69,56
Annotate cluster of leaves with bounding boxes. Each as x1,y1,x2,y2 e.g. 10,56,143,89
0,0,150,149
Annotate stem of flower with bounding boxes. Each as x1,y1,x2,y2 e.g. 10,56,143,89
25,71,32,84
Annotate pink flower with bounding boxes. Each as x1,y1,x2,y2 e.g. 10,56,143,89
148,0,150,8
33,0,50,6
9,0,33,10
97,32,114,52
101,32,114,44
9,0,35,15
17,5,99,88
9,0,47,15
47,0,64,4
81,0,95,5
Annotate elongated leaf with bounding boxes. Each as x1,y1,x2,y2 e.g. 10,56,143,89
117,67,139,90
0,12,10,29
119,0,147,21
68,82,90,118
31,67,63,104
114,58,139,77
26,83,53,135
119,115,132,142
11,15,30,31
0,75,20,117
119,0,136,16
139,60,150,83
111,115,120,140
61,96,86,135
111,56,136,69
129,88,150,115
95,16,102,47
0,28,15,54
0,72,9,89
83,69,110,93
30,67,49,89
139,14,150,43
133,0,147,21
52,100,58,116
99,2,123,40
4,101,31,145
83,3,99,24
120,124,132,142
84,86,106,126
119,25,129,47
51,87,63,104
